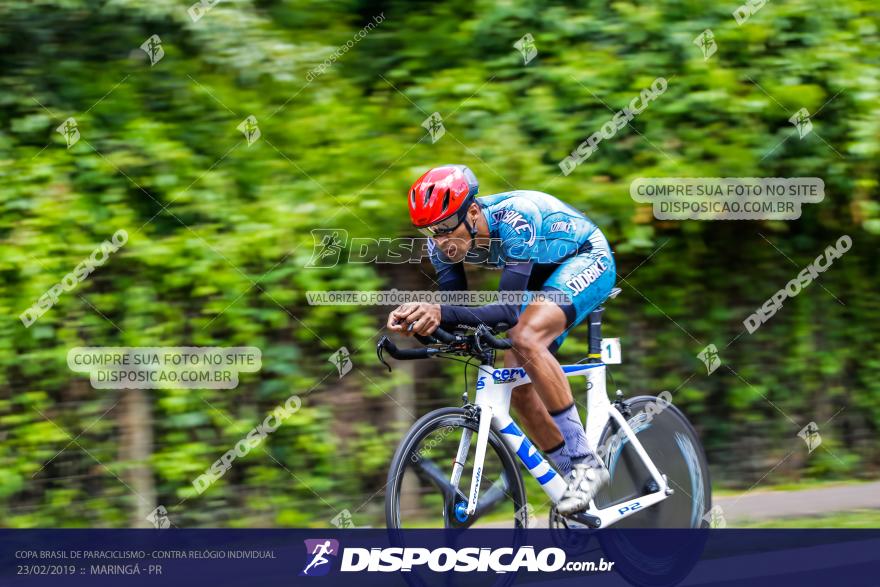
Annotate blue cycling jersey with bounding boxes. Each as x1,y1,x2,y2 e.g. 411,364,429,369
429,191,613,340
430,190,602,274
477,190,600,265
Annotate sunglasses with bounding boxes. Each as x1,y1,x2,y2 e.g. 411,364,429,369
416,214,465,237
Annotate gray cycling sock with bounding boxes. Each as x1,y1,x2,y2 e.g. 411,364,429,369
545,442,572,476
550,403,600,470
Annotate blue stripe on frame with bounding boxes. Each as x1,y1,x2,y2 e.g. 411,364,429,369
536,469,557,485
561,363,604,374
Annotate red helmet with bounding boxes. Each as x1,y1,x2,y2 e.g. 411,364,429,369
408,165,479,230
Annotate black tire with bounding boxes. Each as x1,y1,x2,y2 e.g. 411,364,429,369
595,395,712,527
385,406,528,529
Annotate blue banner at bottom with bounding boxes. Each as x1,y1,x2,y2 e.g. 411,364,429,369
2,529,878,587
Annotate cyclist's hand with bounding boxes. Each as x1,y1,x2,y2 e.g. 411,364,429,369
387,303,418,334
408,303,441,336
387,303,440,336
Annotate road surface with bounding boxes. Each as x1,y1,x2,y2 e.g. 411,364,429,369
713,480,880,523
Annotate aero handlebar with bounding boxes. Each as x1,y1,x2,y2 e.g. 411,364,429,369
377,325,512,370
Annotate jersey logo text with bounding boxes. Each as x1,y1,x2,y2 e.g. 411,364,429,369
492,209,536,246
565,259,608,295
549,220,575,233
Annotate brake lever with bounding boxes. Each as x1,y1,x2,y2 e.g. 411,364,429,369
376,336,392,372
471,330,484,355
474,324,490,347
475,324,513,350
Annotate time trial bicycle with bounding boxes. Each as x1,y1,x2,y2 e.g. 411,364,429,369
377,288,711,530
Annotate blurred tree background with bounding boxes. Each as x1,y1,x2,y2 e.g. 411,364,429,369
0,0,877,527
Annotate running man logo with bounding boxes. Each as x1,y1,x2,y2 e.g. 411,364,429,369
798,421,822,453
421,112,445,143
306,229,349,268
703,505,727,528
329,347,352,378
140,34,165,66
513,33,538,65
330,509,358,529
697,344,721,375
693,29,717,61
56,118,80,149
237,115,261,146
145,505,171,529
301,539,339,577
789,108,813,139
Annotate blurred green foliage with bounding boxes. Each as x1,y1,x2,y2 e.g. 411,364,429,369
0,0,878,526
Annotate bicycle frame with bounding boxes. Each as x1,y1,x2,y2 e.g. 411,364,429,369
460,360,672,527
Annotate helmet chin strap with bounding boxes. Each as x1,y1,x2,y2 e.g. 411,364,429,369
463,217,479,249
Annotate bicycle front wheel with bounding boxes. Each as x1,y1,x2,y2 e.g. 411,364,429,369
385,406,528,529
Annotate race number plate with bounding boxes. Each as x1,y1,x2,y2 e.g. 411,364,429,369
601,338,621,364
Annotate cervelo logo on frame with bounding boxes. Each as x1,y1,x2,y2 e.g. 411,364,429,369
492,368,527,383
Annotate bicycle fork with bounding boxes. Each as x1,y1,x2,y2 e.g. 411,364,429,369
464,405,493,515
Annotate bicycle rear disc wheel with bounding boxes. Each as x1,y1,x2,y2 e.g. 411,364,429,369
596,395,712,528
385,406,527,529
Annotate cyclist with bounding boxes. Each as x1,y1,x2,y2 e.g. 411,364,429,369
386,164,616,515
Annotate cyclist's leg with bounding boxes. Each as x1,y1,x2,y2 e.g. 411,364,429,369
508,301,596,469
506,351,566,461
540,238,616,513
509,235,615,432
508,301,571,410
542,234,616,351
508,349,588,475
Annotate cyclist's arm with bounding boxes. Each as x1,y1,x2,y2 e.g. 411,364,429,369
429,237,468,291
439,261,533,329
440,196,542,330
435,258,467,291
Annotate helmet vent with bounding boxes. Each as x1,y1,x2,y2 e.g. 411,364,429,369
410,188,416,206
423,184,434,205
441,188,451,214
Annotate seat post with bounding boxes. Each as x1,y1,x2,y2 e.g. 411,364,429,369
587,306,604,363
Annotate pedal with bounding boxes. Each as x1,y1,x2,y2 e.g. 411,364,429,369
566,511,602,528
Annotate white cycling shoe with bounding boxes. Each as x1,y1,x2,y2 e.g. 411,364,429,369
556,463,610,516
